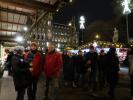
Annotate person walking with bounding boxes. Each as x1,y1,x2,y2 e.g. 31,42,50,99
43,43,63,100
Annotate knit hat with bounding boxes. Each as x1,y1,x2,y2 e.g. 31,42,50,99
14,46,24,52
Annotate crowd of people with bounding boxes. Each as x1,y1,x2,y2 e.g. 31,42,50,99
62,45,119,99
3,42,133,100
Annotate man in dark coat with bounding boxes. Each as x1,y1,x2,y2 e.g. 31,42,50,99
85,45,98,96
106,47,119,98
12,46,30,100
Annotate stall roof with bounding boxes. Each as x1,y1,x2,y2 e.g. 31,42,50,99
0,0,60,45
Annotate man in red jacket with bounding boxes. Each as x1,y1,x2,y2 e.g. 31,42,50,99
25,42,42,100
44,43,63,100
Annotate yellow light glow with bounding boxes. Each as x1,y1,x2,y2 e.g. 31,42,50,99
96,34,100,39
69,0,73,3
68,22,72,26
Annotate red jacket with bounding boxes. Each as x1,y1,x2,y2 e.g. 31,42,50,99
24,51,42,77
32,52,42,77
27,52,42,77
44,51,63,78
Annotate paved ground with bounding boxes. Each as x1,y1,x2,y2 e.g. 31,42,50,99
0,67,132,100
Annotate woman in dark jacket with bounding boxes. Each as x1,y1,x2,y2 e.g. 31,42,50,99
12,47,31,100
128,46,133,99
106,47,120,99
63,51,76,88
75,50,86,87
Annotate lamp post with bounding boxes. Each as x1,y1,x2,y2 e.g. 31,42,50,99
122,0,131,44
79,16,85,44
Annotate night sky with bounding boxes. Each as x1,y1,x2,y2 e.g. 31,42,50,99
54,0,115,26
54,0,133,41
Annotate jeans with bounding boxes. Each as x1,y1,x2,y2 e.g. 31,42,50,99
16,89,25,100
45,77,59,100
98,69,106,88
75,73,86,87
27,77,38,100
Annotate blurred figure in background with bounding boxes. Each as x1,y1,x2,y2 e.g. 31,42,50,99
75,50,86,87
106,47,119,99
128,46,133,100
98,50,106,89
5,49,14,76
44,43,63,100
63,51,77,88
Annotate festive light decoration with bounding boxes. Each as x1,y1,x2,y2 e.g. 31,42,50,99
79,16,85,29
122,0,131,14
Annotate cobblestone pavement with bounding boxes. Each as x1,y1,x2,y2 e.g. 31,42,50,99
0,68,131,100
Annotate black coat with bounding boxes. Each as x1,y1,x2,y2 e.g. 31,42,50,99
75,55,86,74
85,51,98,70
12,54,31,91
63,55,75,81
106,53,119,73
98,54,106,71
106,52,120,84
5,52,14,69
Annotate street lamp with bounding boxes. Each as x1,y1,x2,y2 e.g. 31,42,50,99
122,0,131,43
23,26,28,32
79,16,85,44
68,22,72,26
95,34,100,39
15,36,24,43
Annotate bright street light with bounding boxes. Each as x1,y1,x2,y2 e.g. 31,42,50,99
95,34,100,39
122,0,131,15
46,42,49,47
15,36,24,43
79,16,85,44
58,43,61,48
79,16,85,29
68,22,72,26
122,0,131,43
23,26,28,31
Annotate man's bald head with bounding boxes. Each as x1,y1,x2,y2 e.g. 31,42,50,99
48,43,55,53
